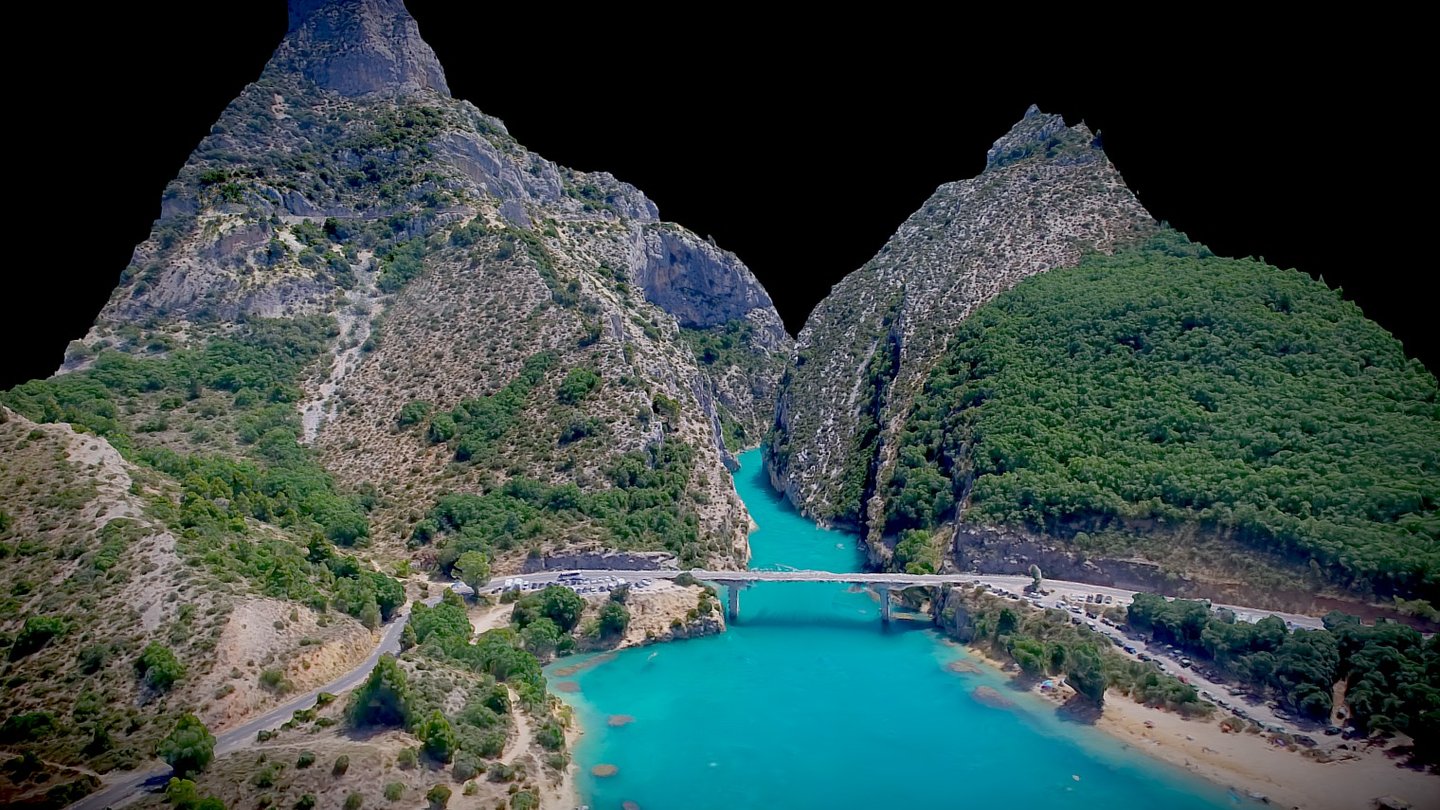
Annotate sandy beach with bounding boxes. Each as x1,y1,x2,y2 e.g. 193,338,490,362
1097,695,1437,810
952,642,1438,810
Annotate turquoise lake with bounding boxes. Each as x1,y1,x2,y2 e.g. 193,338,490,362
548,449,1237,809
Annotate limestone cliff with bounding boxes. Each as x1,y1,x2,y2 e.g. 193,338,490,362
767,105,1154,547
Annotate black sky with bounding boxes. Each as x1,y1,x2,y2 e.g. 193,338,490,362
5,5,1434,388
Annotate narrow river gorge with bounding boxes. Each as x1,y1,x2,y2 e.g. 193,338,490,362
547,449,1238,809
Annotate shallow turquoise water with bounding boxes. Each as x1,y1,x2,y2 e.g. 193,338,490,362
549,449,1236,809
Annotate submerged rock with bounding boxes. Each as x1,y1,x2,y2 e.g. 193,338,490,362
970,685,1014,709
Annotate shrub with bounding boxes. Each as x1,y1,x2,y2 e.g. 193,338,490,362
383,782,405,801
598,602,630,638
260,668,291,693
425,784,452,810
296,750,316,769
348,655,411,728
397,747,418,770
252,764,281,789
163,777,226,810
158,714,215,778
416,710,458,763
295,794,316,810
536,720,565,751
0,711,57,742
345,793,364,810
556,368,600,405
332,754,350,776
10,615,65,659
452,753,483,782
397,401,432,428
137,642,186,690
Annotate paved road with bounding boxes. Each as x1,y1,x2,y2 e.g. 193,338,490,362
964,580,1318,734
71,591,448,810
488,569,1324,631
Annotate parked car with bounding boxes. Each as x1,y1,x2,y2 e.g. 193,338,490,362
1324,726,1342,736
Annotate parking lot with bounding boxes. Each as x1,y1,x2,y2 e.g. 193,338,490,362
491,572,660,597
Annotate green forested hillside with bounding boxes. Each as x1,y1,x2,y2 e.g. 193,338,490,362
887,231,1440,598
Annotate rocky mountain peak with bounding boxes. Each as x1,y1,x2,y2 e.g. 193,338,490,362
985,104,1097,170
278,0,449,97
770,104,1153,534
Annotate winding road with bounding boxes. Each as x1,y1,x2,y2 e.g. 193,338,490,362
71,591,448,810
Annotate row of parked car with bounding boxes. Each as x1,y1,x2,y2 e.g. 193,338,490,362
499,573,657,595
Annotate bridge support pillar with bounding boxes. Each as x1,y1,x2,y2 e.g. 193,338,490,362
877,585,892,624
726,584,740,623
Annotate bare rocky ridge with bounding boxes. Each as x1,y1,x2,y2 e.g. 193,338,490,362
768,105,1154,551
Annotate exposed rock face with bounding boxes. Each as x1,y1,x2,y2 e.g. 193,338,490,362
768,105,1154,544
637,228,786,340
523,550,678,573
283,0,450,97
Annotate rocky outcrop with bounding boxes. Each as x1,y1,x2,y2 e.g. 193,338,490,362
282,0,450,97
768,105,1155,541
523,550,678,573
637,227,786,340
931,585,978,643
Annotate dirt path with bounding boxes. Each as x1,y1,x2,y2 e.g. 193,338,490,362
502,687,533,766
301,252,379,443
470,602,515,635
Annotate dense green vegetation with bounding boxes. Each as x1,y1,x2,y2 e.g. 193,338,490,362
0,316,405,621
377,236,431,293
1127,594,1440,757
414,439,704,565
421,351,558,461
3,319,363,549
891,231,1440,598
940,587,1208,713
4,317,336,446
512,586,585,633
